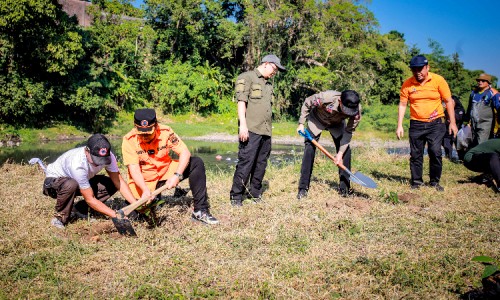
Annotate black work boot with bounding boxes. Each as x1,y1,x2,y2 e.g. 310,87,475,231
297,189,308,200
339,182,351,197
429,182,444,192
230,197,243,207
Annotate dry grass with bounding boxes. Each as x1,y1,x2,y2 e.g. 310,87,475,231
1,147,499,299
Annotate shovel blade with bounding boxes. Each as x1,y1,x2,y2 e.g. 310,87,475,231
112,218,137,236
351,171,377,189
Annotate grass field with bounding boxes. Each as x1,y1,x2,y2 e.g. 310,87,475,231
1,144,498,299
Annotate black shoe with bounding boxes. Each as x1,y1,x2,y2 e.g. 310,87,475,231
297,189,308,200
230,198,243,207
493,184,500,194
247,194,263,203
338,188,352,197
249,196,263,203
430,183,444,192
411,183,422,190
481,174,494,185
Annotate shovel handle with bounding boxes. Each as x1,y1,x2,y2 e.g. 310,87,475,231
298,130,376,189
119,184,171,216
298,130,343,168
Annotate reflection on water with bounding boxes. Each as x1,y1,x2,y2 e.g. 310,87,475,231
386,147,411,155
3,138,456,171
386,147,458,159
0,139,304,172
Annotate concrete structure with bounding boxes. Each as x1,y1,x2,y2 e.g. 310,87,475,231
58,0,92,27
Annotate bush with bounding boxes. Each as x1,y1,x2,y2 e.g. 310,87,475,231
149,60,232,115
359,103,409,133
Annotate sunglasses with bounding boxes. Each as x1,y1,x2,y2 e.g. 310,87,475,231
476,79,488,83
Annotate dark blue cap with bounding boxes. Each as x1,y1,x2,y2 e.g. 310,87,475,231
409,55,428,67
134,108,157,134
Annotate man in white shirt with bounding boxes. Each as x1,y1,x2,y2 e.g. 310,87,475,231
43,134,137,228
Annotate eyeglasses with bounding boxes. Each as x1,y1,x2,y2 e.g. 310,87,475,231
476,79,488,83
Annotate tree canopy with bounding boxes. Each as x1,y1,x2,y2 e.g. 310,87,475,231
0,0,495,130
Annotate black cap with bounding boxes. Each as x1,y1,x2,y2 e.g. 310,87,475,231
134,108,157,134
409,55,428,67
87,134,112,166
261,54,286,71
340,90,360,116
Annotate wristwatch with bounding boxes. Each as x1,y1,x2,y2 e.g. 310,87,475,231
174,172,184,180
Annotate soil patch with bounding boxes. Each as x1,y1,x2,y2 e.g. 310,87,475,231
73,220,123,242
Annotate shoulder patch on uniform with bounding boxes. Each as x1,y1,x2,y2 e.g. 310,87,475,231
168,133,179,145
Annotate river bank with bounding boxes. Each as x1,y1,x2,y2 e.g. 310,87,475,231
1,131,410,149
188,132,410,148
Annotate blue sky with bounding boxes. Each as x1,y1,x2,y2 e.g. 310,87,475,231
131,0,499,82
366,0,500,82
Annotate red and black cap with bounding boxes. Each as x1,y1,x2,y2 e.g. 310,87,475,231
87,134,112,166
134,108,157,134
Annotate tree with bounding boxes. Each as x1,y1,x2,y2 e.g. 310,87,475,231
0,0,84,125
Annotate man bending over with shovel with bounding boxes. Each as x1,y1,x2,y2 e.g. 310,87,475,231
43,134,138,229
296,90,361,198
122,108,219,225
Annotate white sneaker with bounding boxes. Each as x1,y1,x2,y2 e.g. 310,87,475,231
51,218,65,229
192,210,219,225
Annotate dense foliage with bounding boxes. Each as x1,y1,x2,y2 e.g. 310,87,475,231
0,0,496,130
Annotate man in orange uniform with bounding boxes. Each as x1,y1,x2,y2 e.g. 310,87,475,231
396,55,458,191
122,108,218,224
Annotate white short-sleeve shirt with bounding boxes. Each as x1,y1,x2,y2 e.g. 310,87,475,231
45,147,119,189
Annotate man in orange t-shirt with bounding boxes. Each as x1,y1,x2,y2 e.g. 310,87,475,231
122,108,218,224
396,55,458,191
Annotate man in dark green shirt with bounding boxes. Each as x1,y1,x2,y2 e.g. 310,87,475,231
230,54,286,206
464,138,500,193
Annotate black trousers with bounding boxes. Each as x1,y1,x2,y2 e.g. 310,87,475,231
156,156,209,211
43,175,117,224
464,152,500,186
442,121,463,159
230,132,271,200
409,119,446,186
298,131,351,192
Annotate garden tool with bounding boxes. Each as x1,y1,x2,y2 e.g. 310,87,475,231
112,184,172,236
298,130,377,189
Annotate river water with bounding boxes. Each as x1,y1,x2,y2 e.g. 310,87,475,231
0,139,305,172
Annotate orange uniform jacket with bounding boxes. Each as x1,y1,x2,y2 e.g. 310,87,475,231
400,72,452,122
122,124,188,198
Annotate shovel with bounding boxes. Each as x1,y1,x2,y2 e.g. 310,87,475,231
112,184,172,236
298,129,377,189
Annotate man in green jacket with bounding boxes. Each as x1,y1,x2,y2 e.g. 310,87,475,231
296,90,361,198
229,54,286,206
463,138,500,193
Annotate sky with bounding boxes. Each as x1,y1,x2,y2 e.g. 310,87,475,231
131,0,500,81
366,0,500,81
